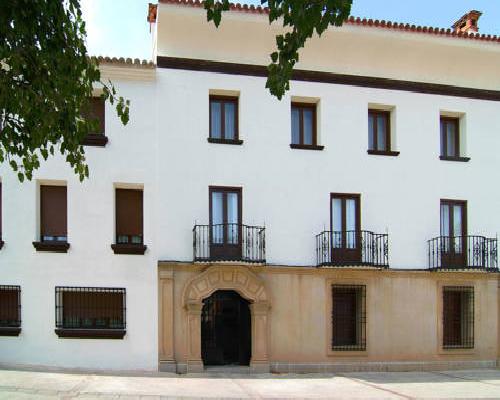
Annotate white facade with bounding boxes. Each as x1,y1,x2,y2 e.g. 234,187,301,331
1,2,499,371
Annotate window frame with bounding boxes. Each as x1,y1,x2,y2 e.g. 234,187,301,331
331,284,366,351
82,97,108,147
54,286,126,339
367,109,399,156
112,188,147,255
440,199,468,239
208,95,242,145
440,199,468,268
290,102,323,150
33,184,70,253
0,285,21,336
442,286,474,350
440,116,470,162
208,186,243,257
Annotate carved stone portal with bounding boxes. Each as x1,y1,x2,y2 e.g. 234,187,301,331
182,265,270,372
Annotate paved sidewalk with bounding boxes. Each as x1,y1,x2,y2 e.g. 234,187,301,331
0,368,500,399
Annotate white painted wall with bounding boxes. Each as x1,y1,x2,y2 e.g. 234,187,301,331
155,68,500,268
0,77,159,371
1,4,500,370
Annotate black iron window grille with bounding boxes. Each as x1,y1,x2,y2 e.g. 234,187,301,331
443,286,474,349
0,285,21,336
55,287,126,339
331,285,366,351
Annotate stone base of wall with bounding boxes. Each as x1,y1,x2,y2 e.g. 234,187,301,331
174,362,270,374
271,360,498,374
169,360,497,374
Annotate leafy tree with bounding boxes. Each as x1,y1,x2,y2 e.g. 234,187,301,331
204,0,353,99
0,0,129,182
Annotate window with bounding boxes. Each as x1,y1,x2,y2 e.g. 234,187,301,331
291,103,323,150
33,185,69,252
331,285,366,351
0,285,21,336
367,109,398,156
330,193,361,264
209,186,242,260
440,200,467,268
442,286,474,349
440,116,469,161
55,287,126,339
0,182,3,249
82,97,108,147
208,96,241,144
112,188,146,254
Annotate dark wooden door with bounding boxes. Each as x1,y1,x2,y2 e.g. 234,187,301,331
440,200,467,268
201,290,251,366
209,188,242,260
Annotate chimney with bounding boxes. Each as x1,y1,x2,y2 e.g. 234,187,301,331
147,3,158,29
452,10,482,34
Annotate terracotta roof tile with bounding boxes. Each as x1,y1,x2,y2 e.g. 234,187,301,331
156,0,500,43
92,56,155,68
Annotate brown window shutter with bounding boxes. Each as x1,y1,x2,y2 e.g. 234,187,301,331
40,185,67,238
0,182,2,240
115,189,143,239
62,291,124,327
82,97,105,135
92,97,105,134
0,288,19,323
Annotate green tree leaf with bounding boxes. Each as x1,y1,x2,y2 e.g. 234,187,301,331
0,0,131,181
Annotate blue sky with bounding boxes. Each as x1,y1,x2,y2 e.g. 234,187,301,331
81,0,500,60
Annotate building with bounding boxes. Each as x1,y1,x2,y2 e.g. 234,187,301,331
1,0,500,373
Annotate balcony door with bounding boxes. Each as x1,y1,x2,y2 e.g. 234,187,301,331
330,194,361,264
440,200,467,268
210,187,242,260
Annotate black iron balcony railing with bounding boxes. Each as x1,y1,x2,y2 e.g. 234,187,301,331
316,230,389,267
428,235,498,271
193,223,266,263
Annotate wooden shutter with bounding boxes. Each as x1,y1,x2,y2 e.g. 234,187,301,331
443,290,462,346
82,97,105,134
0,287,19,324
63,291,123,328
115,189,143,238
40,186,67,238
0,182,2,240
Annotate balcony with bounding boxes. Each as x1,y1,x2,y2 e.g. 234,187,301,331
316,230,389,267
193,223,266,263
428,235,498,271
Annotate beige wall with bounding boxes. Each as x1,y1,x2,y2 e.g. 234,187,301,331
158,262,499,373
157,3,500,91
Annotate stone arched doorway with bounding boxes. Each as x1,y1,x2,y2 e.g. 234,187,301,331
183,265,270,372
